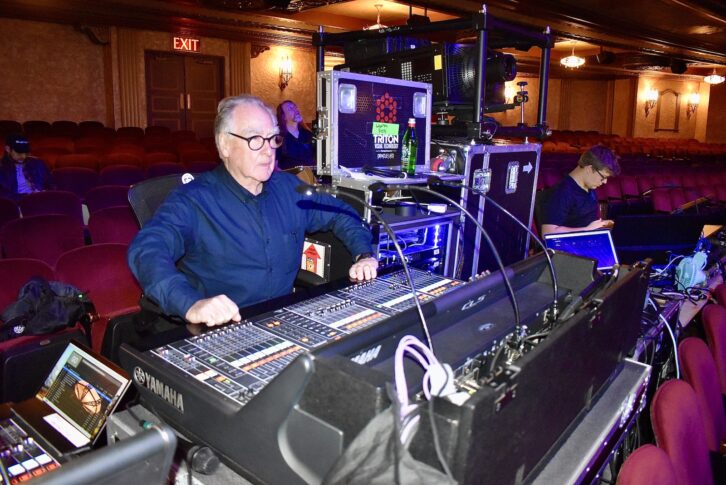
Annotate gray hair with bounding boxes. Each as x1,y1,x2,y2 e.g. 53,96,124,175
214,94,277,152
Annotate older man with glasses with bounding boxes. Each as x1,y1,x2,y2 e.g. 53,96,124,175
128,94,377,327
537,144,621,236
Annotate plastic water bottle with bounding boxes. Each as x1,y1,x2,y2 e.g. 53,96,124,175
401,118,418,175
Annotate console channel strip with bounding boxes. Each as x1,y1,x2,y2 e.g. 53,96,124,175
341,269,461,312
1,419,60,483
151,323,305,405
144,270,462,406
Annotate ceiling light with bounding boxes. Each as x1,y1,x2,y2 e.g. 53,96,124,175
364,4,387,30
704,70,725,85
560,47,585,69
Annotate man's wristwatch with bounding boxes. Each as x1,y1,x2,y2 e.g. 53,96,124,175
355,252,373,262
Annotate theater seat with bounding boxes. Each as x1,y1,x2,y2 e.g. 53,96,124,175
88,206,139,245
51,167,100,200
18,190,84,224
99,165,146,186
0,258,55,311
651,189,672,213
55,153,99,171
0,215,85,266
55,244,142,352
0,197,20,230
703,304,726,395
146,162,184,178
678,337,726,453
185,160,218,173
713,284,726,308
84,185,130,214
616,444,677,485
650,379,713,485
143,152,178,168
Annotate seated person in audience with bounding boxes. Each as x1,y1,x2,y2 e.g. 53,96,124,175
538,144,620,236
0,134,51,200
128,94,377,327
275,100,315,170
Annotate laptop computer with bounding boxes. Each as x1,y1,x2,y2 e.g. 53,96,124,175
8,341,131,457
544,229,619,272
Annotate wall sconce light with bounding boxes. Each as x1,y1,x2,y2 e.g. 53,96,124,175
686,92,700,119
644,88,659,118
279,56,293,91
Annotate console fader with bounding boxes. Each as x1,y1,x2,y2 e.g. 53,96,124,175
148,269,461,406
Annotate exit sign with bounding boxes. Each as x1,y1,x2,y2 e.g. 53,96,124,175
173,36,201,52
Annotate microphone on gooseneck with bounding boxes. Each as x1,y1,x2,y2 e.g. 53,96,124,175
295,182,437,354
426,176,560,321
377,182,523,339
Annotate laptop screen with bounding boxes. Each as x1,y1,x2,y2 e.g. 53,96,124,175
35,343,130,447
544,230,619,271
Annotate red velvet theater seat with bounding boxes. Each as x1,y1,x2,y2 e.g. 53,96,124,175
55,243,141,351
650,379,713,485
18,190,84,225
616,444,677,485
678,337,726,453
88,206,139,245
703,304,726,395
0,215,85,267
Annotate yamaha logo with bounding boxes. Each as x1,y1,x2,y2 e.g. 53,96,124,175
133,366,146,385
181,173,195,184
133,367,185,413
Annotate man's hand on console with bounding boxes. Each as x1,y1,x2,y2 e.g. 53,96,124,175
349,257,378,282
185,295,241,326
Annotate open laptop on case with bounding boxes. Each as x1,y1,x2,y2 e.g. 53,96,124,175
9,341,131,457
544,229,619,272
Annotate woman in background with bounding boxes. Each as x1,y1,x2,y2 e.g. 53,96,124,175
276,100,315,170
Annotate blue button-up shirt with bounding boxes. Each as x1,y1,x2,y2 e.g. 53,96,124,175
128,166,373,318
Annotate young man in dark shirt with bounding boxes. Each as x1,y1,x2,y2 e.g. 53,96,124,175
0,134,52,200
538,145,620,236
128,95,377,327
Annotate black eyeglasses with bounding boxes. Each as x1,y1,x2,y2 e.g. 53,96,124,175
227,132,284,151
594,167,609,182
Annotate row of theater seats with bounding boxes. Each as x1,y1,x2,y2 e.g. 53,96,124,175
538,170,726,211
617,289,726,485
33,149,219,171
544,130,726,159
0,119,191,142
0,120,219,174
0,244,142,352
539,170,726,191
0,189,140,255
47,162,217,199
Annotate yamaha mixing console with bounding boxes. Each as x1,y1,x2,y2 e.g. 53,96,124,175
120,254,589,485
142,269,462,406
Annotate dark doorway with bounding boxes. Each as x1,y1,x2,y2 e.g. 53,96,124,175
145,51,223,138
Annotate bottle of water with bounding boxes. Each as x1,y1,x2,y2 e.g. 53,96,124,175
400,118,418,175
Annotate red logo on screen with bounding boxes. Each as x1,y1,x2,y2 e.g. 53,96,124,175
375,93,398,123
